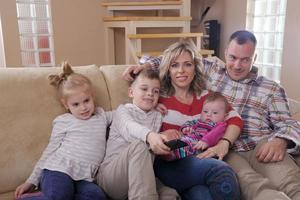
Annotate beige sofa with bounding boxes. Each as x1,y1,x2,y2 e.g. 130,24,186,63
1,65,300,200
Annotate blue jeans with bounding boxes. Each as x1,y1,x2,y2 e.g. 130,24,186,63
154,156,240,200
21,169,106,200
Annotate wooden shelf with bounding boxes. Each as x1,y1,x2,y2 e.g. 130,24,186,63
103,16,192,22
101,1,182,7
136,50,214,57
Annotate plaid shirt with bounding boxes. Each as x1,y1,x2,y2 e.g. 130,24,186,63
144,55,300,154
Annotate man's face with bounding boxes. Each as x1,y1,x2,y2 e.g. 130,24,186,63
225,40,256,81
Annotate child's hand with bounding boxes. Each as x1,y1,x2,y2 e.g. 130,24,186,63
155,103,168,115
15,182,35,199
146,132,170,155
194,140,209,150
160,129,182,140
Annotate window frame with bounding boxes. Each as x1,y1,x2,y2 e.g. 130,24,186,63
16,0,55,67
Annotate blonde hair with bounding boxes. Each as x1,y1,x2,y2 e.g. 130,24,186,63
159,39,206,96
48,61,94,101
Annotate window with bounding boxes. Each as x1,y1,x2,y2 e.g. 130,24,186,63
16,0,55,67
246,0,287,82
0,14,6,68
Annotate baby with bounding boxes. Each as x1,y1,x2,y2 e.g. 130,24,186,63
164,92,229,161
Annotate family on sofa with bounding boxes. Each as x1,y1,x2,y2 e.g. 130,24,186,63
12,30,300,200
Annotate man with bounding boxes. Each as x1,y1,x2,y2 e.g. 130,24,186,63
123,30,300,200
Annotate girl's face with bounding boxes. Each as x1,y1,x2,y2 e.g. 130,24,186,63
169,51,195,91
62,89,95,120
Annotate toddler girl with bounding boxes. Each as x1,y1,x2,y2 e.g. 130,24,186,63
14,62,111,200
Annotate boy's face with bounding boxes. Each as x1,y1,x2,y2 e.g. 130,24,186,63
200,99,226,123
128,76,160,112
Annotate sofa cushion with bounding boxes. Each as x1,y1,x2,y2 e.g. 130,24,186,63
0,65,110,194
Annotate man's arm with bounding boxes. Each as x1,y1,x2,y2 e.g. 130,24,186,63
256,85,300,162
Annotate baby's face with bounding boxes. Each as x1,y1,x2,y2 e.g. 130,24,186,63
200,100,226,123
128,76,160,112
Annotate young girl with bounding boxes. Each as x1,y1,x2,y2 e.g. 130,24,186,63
14,62,110,200
163,92,230,161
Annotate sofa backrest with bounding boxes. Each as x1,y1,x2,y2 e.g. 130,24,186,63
0,65,110,193
100,65,132,109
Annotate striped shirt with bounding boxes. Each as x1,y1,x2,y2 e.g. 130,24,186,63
27,107,112,186
145,56,300,153
181,120,227,147
101,104,162,166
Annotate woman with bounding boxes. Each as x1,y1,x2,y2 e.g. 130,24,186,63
153,40,242,200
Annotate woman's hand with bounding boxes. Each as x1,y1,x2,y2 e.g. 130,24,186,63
15,182,35,199
147,132,171,155
194,140,209,150
197,139,230,160
160,129,182,141
155,103,168,116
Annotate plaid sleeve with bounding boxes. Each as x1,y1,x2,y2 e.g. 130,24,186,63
140,55,162,69
268,85,300,154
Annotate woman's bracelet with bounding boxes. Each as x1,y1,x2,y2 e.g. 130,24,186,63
220,137,232,147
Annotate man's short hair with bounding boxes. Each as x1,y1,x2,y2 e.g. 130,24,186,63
229,30,257,46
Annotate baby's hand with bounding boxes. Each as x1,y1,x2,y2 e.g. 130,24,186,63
155,103,168,116
194,140,209,150
182,127,193,135
15,182,35,199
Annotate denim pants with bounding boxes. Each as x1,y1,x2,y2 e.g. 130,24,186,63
154,156,240,200
21,169,106,200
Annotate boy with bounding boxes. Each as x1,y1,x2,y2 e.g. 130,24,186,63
98,68,179,200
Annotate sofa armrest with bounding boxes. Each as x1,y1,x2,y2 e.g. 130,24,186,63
289,98,300,120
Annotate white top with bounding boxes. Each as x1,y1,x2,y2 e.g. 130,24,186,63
101,104,162,166
27,107,112,186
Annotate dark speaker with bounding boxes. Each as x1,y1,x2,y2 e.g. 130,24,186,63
204,20,220,57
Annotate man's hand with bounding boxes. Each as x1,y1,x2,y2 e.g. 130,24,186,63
256,137,287,162
197,139,230,160
160,129,182,141
122,65,146,81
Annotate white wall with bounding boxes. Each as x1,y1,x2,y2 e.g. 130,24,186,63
0,0,22,67
219,0,247,60
281,0,300,101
